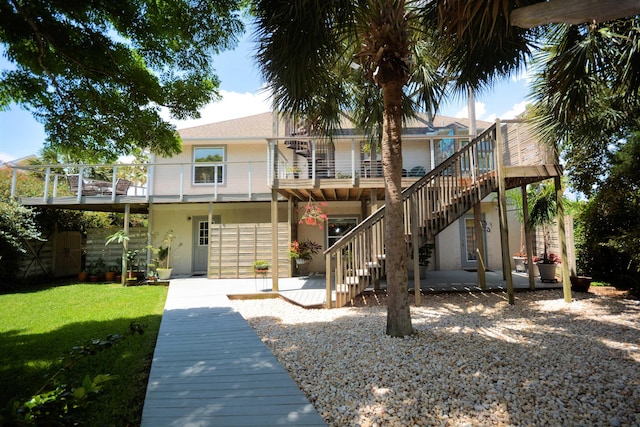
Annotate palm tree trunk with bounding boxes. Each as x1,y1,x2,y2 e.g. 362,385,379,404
381,79,413,337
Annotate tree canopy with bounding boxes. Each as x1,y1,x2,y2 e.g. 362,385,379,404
530,17,640,195
0,0,243,162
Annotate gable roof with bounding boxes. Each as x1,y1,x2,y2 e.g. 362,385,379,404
177,111,493,140
178,112,275,139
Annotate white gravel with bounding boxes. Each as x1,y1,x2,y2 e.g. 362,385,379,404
232,290,640,427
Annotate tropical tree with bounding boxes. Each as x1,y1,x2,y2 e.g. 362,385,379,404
0,0,244,162
251,0,537,336
577,131,640,293
530,16,640,195
251,1,639,336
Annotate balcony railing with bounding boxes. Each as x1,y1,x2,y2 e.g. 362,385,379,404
5,160,271,203
267,134,475,187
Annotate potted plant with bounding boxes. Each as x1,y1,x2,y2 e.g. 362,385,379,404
125,250,139,285
512,251,527,273
298,201,328,228
537,253,560,282
570,274,593,292
104,264,118,282
287,239,322,265
285,165,301,178
154,230,177,280
524,180,563,283
105,229,130,285
89,258,106,282
253,260,269,274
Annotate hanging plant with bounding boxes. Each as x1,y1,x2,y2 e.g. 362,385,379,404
298,201,328,229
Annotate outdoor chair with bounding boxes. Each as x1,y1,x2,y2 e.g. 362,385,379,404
66,174,100,196
408,166,426,177
102,178,131,196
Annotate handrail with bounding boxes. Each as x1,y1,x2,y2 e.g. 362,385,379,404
324,122,501,308
325,123,498,256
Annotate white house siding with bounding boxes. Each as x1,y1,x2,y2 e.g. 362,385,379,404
150,202,289,277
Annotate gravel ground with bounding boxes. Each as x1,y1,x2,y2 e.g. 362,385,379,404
232,289,640,427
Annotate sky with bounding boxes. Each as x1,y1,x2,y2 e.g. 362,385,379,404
0,28,531,163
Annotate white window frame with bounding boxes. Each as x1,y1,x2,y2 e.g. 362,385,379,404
326,216,359,248
197,220,209,247
193,146,225,185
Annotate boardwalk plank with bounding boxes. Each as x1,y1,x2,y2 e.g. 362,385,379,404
141,281,326,427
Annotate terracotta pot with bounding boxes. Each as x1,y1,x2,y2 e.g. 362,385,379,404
78,271,88,282
104,271,116,282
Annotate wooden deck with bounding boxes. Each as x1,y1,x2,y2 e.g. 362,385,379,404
141,279,326,427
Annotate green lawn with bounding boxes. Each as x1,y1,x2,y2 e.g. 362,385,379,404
0,283,168,426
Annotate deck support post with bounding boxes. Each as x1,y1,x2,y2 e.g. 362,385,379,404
495,119,515,304
521,186,535,290
411,195,421,306
271,189,279,292
207,202,213,278
122,204,130,286
325,254,333,309
555,176,572,302
147,203,153,274
473,202,486,289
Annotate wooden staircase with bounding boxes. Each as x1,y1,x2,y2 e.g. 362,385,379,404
323,120,559,308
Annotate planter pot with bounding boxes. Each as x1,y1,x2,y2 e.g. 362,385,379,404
513,257,526,273
570,276,593,292
78,271,88,282
295,258,310,265
104,271,116,282
89,275,100,283
538,263,558,282
156,268,173,280
254,269,269,275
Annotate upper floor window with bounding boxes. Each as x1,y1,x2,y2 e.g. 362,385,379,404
194,147,224,184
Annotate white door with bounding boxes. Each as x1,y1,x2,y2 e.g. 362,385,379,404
192,216,219,274
460,215,487,270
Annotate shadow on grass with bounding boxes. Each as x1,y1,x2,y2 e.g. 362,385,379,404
0,310,162,426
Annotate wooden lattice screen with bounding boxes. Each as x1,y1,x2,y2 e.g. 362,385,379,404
208,223,290,278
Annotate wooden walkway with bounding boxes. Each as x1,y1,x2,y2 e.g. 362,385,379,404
141,279,326,427
142,272,561,426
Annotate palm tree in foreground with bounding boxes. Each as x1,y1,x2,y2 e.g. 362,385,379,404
251,0,537,336
251,0,638,336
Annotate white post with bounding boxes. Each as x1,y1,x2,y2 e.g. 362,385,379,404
248,162,253,198
43,167,51,202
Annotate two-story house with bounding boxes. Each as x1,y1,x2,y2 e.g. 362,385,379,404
9,111,568,306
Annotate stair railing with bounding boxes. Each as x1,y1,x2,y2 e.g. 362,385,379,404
324,123,500,308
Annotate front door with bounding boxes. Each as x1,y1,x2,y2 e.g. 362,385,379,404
192,216,219,274
460,215,487,270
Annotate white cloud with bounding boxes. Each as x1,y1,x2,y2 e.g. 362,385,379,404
0,152,14,163
454,101,486,119
499,100,528,120
169,89,272,129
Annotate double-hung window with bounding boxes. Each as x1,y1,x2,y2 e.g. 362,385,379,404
194,147,225,185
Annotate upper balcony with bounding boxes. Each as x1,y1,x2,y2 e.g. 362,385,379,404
5,120,561,211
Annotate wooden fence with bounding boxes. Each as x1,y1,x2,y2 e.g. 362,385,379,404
209,223,290,278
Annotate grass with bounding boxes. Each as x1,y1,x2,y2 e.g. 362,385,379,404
0,282,168,426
